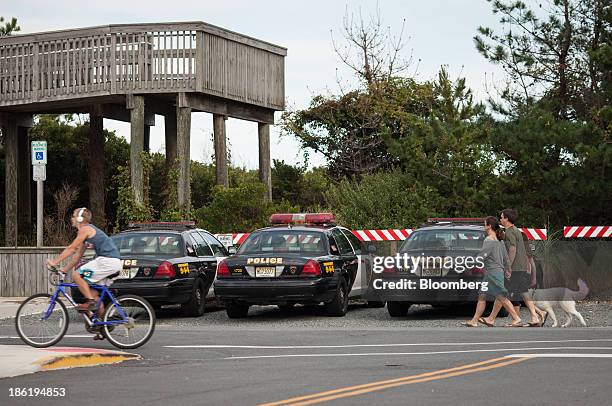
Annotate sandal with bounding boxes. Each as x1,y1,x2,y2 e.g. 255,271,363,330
540,312,548,327
461,321,478,327
478,317,494,327
504,321,525,327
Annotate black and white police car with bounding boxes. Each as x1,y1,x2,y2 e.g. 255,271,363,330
214,213,384,318
106,222,229,317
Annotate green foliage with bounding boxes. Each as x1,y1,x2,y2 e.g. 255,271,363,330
0,16,20,36
194,182,299,233
113,153,154,231
324,170,441,229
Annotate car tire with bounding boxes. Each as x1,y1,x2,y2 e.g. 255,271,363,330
226,302,250,319
181,278,207,317
366,300,386,308
324,277,349,317
387,301,411,317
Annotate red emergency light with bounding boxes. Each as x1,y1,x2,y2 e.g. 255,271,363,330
269,213,336,225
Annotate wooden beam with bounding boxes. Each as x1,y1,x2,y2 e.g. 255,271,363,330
179,93,275,124
176,106,191,213
258,122,272,201
144,124,150,153
88,111,106,228
3,115,18,246
17,126,32,240
213,114,229,188
129,95,145,204
164,112,177,169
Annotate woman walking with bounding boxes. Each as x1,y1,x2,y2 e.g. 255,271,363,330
463,216,523,327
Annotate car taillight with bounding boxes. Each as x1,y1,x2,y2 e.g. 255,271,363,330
154,261,176,278
217,260,231,277
301,260,321,276
467,267,485,276
383,265,396,274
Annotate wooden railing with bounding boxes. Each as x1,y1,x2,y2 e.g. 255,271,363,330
0,22,286,110
0,248,61,297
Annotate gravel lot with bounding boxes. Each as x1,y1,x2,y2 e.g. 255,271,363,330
153,299,612,329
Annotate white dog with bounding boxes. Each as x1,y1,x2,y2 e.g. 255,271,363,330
529,279,589,327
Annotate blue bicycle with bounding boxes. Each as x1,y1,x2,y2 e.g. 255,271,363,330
15,267,155,349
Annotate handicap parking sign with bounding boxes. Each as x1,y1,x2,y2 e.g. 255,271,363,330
31,141,47,165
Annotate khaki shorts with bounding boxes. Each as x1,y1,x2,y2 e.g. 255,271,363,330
77,257,122,286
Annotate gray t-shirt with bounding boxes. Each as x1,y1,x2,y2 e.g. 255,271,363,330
478,238,509,274
504,225,528,272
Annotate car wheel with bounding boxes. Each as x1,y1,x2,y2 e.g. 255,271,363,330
387,301,411,317
366,300,386,308
181,278,207,317
324,277,349,317
226,302,250,319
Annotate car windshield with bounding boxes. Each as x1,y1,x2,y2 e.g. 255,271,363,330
111,233,183,257
237,231,327,255
400,229,485,251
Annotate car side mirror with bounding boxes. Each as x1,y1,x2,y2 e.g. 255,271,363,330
367,245,377,254
228,246,237,255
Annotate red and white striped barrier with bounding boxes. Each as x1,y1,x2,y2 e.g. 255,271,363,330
564,226,612,238
351,229,413,242
215,227,548,246
520,228,547,241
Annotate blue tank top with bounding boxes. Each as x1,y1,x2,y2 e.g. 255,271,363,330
85,225,120,259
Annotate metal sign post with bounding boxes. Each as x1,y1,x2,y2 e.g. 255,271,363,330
32,141,47,247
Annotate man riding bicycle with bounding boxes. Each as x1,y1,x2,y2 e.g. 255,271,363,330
46,208,122,317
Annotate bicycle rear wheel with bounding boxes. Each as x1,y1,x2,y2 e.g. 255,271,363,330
15,294,69,348
102,294,155,349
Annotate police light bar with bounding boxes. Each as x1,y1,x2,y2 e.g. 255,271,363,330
269,213,336,225
427,218,485,224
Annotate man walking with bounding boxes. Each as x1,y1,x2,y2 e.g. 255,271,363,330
481,209,543,326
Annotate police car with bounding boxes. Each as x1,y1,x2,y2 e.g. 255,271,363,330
106,222,229,317
382,218,487,317
213,213,384,318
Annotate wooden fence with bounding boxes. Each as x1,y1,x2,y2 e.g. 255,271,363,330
0,248,61,297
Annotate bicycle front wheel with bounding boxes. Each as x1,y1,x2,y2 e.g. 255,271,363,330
103,294,155,349
15,294,69,348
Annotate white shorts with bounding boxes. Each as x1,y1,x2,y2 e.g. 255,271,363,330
77,257,122,286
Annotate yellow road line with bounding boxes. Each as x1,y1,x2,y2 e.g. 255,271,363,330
260,356,525,406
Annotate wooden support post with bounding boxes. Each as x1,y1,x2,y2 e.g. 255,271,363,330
129,95,145,204
176,106,191,213
144,124,151,153
165,112,177,169
213,114,229,188
88,111,106,228
3,115,18,246
17,126,32,241
258,122,272,201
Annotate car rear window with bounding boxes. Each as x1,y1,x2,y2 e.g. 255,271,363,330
111,233,183,256
400,229,485,251
237,231,327,256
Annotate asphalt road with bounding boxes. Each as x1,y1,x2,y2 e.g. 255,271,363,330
1,303,612,405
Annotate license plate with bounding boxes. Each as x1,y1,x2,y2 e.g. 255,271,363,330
422,268,442,277
118,267,139,279
255,267,276,277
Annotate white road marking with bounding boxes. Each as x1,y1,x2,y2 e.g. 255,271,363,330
506,353,612,358
165,338,612,349
223,347,612,360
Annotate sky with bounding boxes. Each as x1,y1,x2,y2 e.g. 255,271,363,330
4,0,507,169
